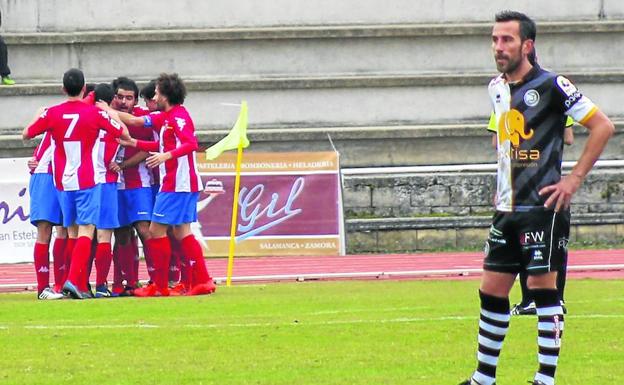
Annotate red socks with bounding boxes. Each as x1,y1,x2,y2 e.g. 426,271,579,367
145,237,171,290
95,242,112,286
180,235,210,285
169,236,182,283
62,238,76,284
52,237,67,291
180,255,192,288
66,236,92,291
33,242,50,293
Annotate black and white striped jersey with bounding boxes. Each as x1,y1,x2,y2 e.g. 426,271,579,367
487,65,597,212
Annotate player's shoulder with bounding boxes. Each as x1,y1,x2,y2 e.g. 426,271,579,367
132,105,150,117
170,105,193,128
551,73,580,97
171,104,190,117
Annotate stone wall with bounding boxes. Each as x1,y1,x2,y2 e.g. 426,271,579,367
344,169,624,218
343,169,624,253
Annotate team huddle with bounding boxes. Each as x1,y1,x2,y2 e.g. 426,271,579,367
23,69,216,299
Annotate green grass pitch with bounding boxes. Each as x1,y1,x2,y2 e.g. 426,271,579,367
0,279,622,384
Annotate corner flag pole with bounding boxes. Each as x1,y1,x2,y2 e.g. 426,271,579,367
205,101,249,287
226,138,244,287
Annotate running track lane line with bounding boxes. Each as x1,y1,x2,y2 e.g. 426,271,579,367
0,249,623,291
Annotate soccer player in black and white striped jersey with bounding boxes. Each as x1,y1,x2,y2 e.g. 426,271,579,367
459,11,614,385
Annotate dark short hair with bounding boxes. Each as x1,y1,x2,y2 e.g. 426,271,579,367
156,73,186,105
112,76,139,99
527,48,537,65
63,68,85,97
85,83,96,94
94,83,114,105
495,10,537,41
140,79,157,100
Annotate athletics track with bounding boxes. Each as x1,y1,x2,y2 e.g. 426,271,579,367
0,249,623,292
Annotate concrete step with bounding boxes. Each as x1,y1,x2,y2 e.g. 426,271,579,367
1,71,622,132
0,0,618,32
3,21,624,81
6,120,624,169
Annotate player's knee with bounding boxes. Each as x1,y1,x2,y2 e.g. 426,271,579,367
526,271,558,289
114,227,132,245
36,221,54,243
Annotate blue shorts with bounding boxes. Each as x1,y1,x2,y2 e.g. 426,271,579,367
29,173,62,226
152,192,199,225
57,186,100,227
95,183,119,229
118,187,154,227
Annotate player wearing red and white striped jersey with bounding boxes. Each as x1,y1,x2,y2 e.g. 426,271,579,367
104,73,215,297
23,68,131,300
139,80,190,293
26,131,68,299
109,78,158,295
85,83,123,298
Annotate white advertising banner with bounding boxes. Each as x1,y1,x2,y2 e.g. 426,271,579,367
0,158,38,263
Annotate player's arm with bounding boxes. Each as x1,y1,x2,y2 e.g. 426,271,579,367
564,117,574,146
119,151,150,170
145,117,197,169
96,101,144,127
541,109,613,211
27,157,38,172
539,77,614,211
98,109,131,141
106,109,131,140
22,107,49,139
487,111,497,149
567,110,614,181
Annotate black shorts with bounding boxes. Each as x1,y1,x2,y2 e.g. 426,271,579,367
484,209,570,275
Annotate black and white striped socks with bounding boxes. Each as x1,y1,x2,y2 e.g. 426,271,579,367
471,290,511,385
530,289,564,385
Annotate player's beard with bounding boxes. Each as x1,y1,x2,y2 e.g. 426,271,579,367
495,48,522,75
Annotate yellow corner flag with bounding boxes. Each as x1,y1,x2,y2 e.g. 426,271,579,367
205,101,250,160
205,101,250,286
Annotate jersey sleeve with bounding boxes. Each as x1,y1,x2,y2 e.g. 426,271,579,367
169,115,198,159
143,111,165,131
96,109,124,138
135,139,159,152
487,111,497,133
26,108,51,138
551,75,598,125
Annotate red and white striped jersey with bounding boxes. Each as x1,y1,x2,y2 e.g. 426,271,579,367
95,131,121,184
116,106,153,190
26,100,124,191
31,131,54,175
117,124,154,190
138,105,202,192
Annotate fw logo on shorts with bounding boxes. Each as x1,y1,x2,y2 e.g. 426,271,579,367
522,231,544,245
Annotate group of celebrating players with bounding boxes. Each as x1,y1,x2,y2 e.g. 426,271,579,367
23,69,216,299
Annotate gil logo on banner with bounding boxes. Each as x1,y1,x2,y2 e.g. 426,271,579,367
195,151,345,258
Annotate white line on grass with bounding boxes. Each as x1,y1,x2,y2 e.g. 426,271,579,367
24,324,159,330
3,314,623,331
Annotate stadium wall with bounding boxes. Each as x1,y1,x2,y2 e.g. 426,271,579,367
0,0,618,32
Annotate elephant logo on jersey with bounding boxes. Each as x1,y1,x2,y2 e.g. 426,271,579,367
498,109,534,147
